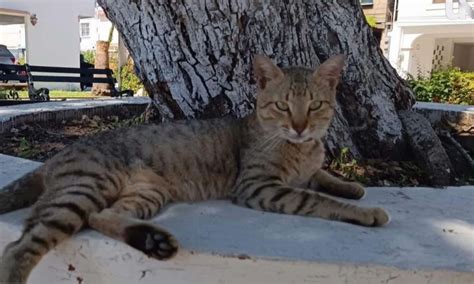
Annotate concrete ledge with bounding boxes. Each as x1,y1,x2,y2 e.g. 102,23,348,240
413,102,474,113
0,97,151,133
414,102,474,153
414,102,474,132
1,155,473,283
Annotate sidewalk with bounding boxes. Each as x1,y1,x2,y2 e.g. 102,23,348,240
0,154,473,283
0,97,150,133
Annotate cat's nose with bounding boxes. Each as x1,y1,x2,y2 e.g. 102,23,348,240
292,124,306,135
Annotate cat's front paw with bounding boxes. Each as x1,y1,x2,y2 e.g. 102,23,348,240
341,182,366,200
124,224,179,260
367,207,390,227
342,207,390,227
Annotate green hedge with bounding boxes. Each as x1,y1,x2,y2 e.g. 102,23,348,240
81,50,95,65
81,50,144,94
365,15,377,28
407,68,474,105
119,59,144,94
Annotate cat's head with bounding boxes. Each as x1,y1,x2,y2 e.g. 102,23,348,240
253,54,345,143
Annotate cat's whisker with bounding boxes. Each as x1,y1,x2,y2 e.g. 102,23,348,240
263,135,282,153
252,132,280,154
249,133,272,152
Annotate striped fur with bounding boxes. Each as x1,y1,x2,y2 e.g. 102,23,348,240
0,55,389,283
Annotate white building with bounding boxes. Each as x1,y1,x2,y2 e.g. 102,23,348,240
78,6,129,91
0,0,94,68
0,0,95,89
389,0,474,77
79,7,119,52
0,20,25,60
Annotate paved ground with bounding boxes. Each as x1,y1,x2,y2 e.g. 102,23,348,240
413,101,474,132
0,97,150,133
0,97,150,122
0,154,473,283
413,102,474,113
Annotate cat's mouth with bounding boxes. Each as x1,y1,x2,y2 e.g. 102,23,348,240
286,136,314,144
284,133,314,144
281,128,315,144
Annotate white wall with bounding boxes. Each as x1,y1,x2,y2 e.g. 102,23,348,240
397,0,474,22
80,17,119,51
389,0,474,77
80,8,119,52
408,35,435,76
0,24,25,49
1,0,94,90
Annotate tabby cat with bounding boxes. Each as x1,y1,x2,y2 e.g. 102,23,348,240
0,54,389,283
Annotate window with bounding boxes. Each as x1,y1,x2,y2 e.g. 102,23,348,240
360,0,374,5
80,23,90,37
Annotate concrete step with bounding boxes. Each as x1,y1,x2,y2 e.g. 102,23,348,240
0,154,473,284
414,101,474,150
0,97,150,133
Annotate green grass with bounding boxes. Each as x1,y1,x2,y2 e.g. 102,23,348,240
17,90,97,99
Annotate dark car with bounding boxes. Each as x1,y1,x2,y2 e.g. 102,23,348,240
0,44,16,65
0,45,18,83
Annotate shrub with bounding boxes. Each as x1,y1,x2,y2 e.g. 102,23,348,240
109,51,118,74
17,57,26,65
81,50,119,74
80,50,144,94
365,15,377,28
462,72,474,90
119,59,144,94
81,50,95,65
407,68,474,105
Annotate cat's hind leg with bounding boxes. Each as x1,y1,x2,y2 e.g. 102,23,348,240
0,184,107,284
88,184,178,260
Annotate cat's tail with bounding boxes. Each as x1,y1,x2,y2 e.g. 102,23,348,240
0,169,45,214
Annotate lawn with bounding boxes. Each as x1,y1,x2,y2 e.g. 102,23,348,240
17,90,97,99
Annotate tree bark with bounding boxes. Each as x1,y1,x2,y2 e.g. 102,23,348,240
399,110,453,186
98,0,415,160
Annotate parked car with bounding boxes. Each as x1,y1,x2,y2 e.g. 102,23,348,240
0,45,16,65
0,45,26,83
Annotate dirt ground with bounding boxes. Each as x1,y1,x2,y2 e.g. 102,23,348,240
0,114,470,187
0,114,143,162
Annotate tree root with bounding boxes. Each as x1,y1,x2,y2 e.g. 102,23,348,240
399,110,453,186
438,130,474,180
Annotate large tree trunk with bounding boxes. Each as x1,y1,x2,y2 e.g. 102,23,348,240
98,1,419,161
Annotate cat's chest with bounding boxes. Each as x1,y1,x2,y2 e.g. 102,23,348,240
280,141,324,185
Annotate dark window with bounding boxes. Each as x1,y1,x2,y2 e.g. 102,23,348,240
80,23,90,37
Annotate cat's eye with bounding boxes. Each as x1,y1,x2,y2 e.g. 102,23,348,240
275,101,289,111
309,101,323,112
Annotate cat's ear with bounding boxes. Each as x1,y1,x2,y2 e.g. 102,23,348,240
313,54,345,89
253,55,284,89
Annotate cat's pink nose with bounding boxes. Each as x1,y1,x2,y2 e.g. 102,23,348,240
292,124,306,135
